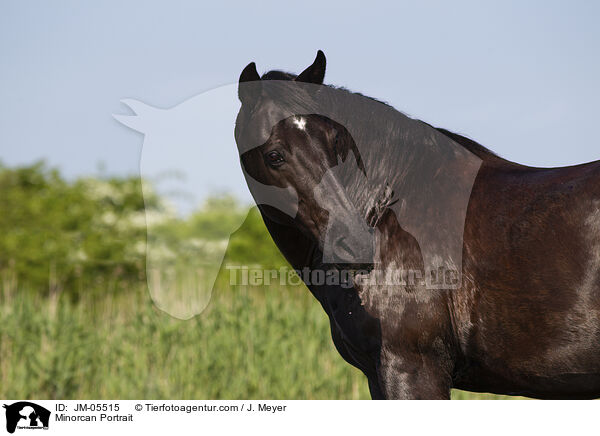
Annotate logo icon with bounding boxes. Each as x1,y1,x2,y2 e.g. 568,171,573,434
3,402,50,434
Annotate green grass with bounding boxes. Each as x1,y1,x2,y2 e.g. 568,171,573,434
0,284,517,399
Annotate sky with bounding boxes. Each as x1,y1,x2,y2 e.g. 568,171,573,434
1,0,599,208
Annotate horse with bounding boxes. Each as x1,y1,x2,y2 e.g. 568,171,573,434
234,50,600,399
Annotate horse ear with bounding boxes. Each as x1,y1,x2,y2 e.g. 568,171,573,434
238,62,262,104
296,50,326,85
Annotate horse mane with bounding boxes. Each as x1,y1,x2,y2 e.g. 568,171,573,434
261,70,501,162
428,127,500,161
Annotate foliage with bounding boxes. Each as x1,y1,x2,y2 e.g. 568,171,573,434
0,284,369,399
0,162,153,296
0,162,286,298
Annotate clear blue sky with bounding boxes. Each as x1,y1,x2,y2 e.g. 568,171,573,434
1,1,599,205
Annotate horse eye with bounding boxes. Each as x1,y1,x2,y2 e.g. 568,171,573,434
265,150,285,167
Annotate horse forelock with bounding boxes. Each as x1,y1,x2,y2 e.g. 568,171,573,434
261,70,297,81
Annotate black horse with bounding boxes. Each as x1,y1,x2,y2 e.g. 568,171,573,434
235,51,600,399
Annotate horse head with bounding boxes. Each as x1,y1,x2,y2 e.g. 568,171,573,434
235,51,377,270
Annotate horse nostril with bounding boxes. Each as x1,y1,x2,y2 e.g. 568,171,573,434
334,237,354,259
323,217,375,266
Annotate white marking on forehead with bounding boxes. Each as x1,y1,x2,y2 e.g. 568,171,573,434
292,116,306,131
